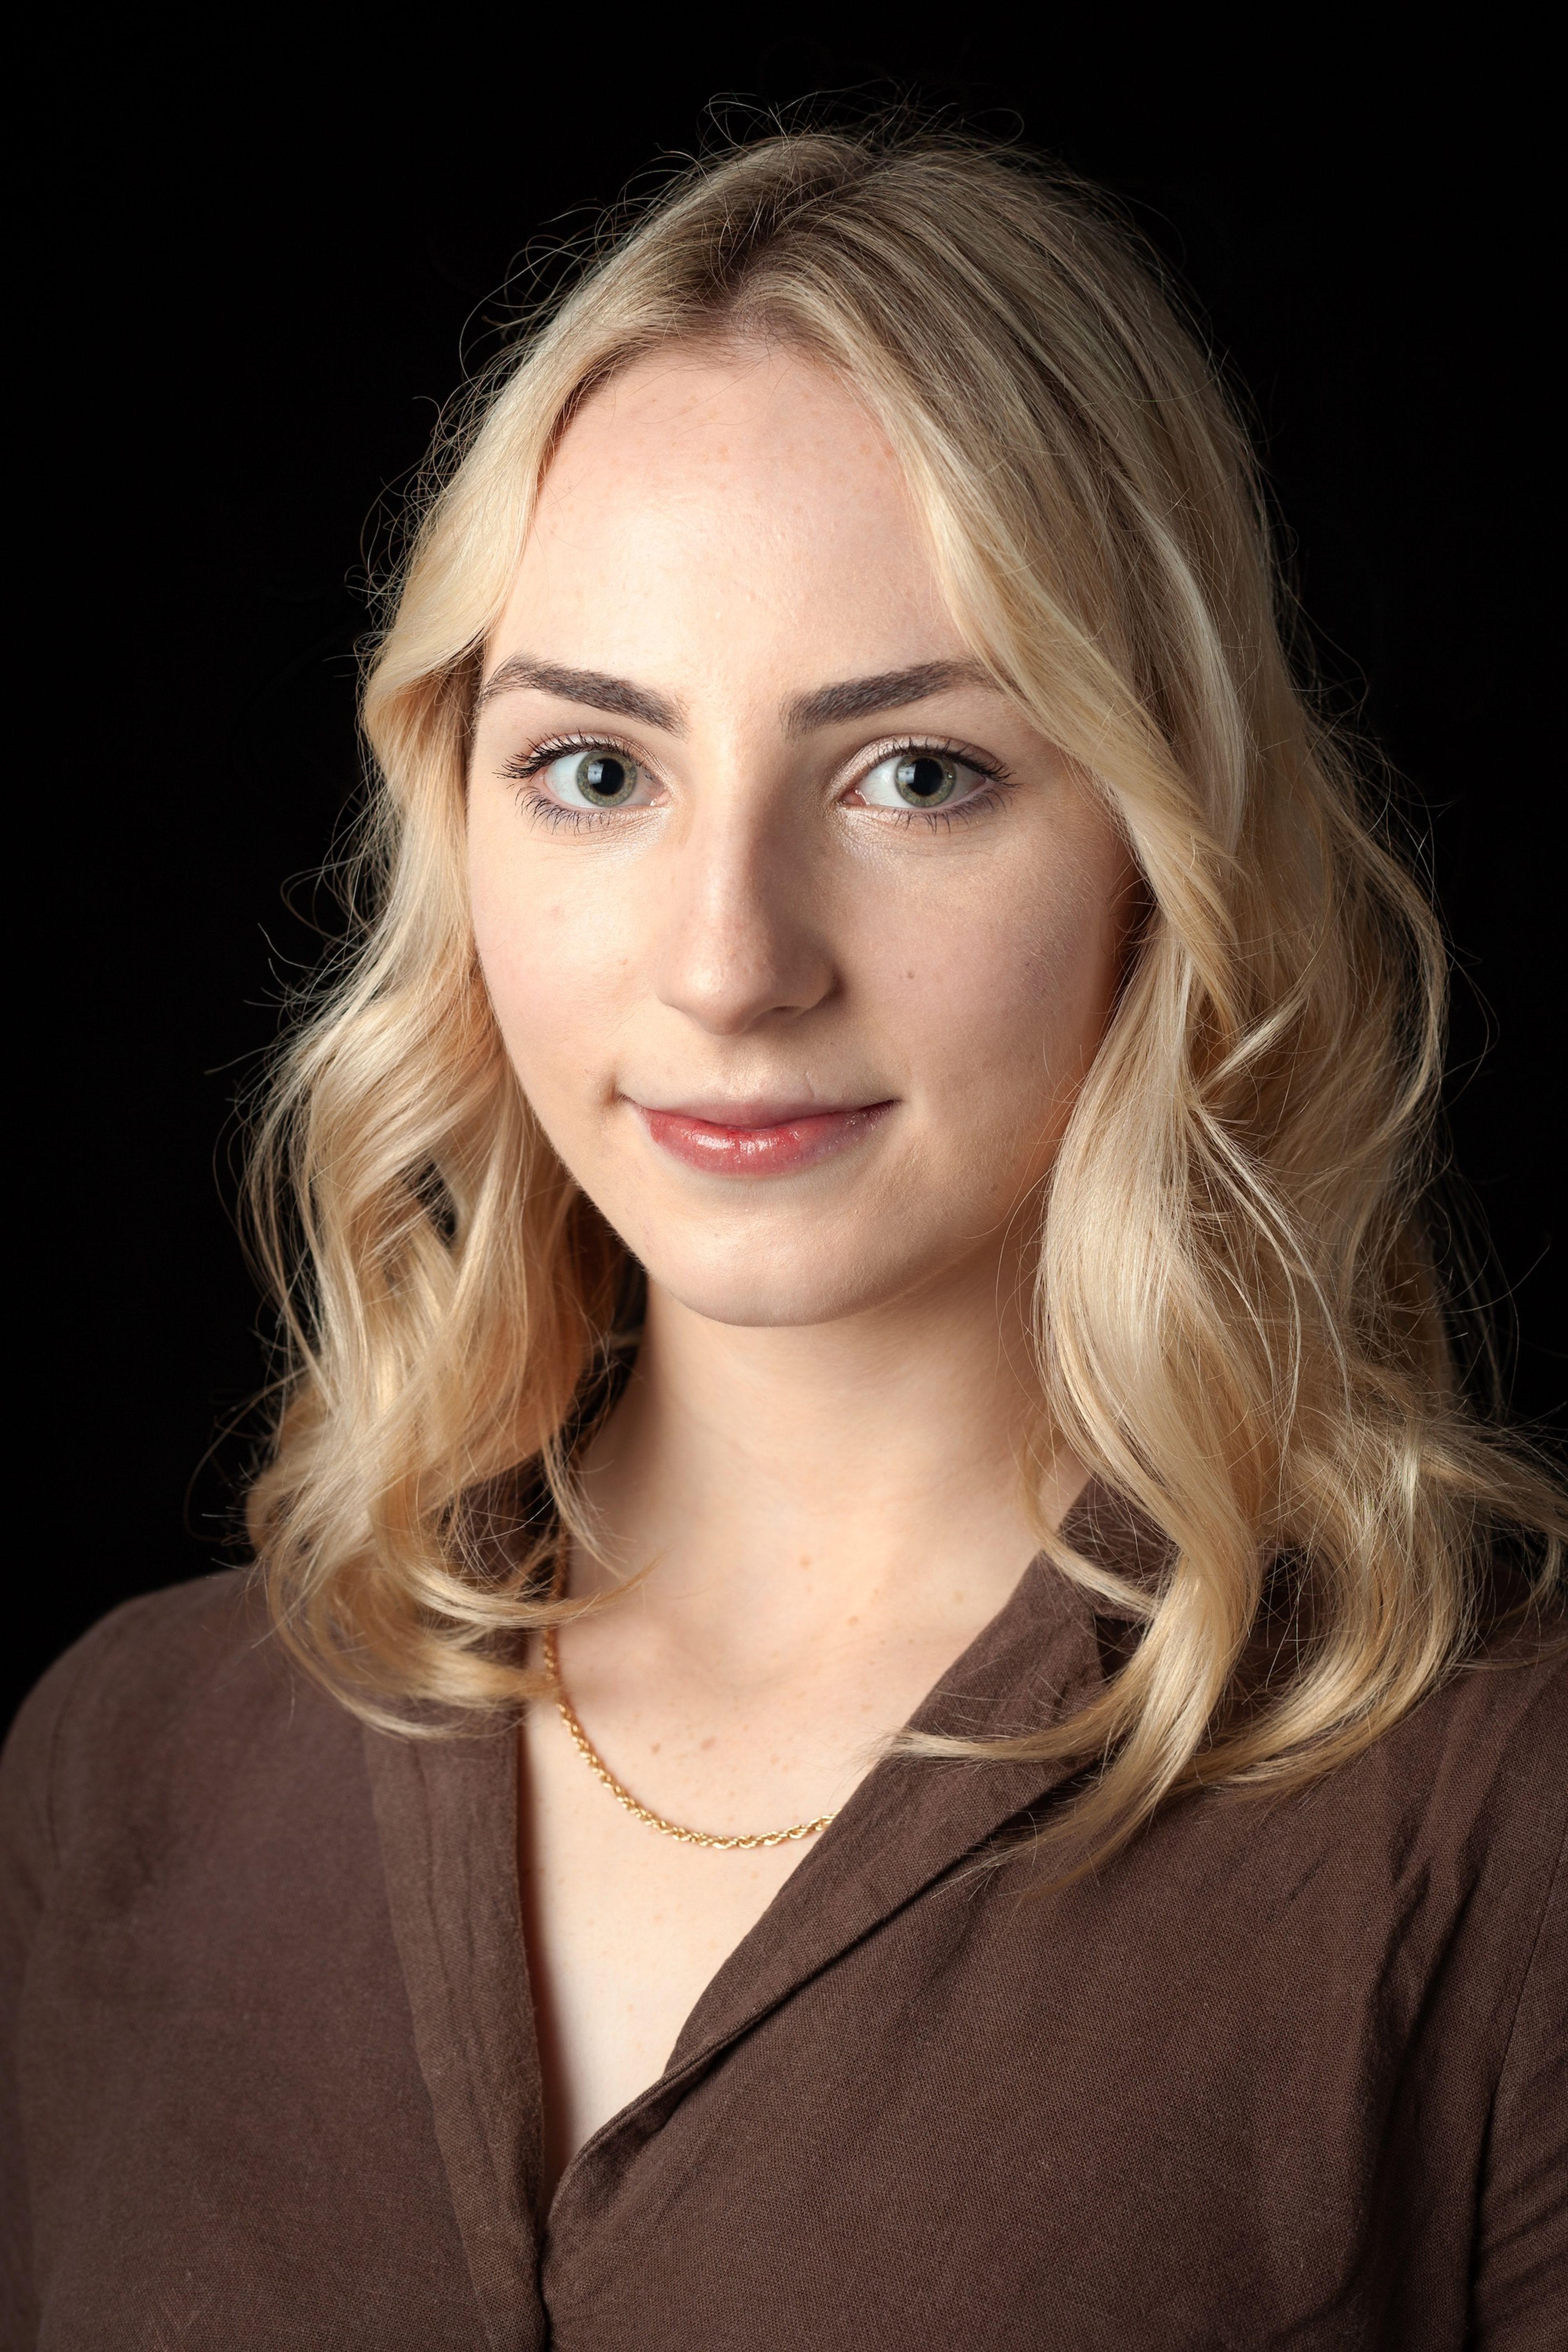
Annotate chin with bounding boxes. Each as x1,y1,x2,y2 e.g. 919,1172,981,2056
637,1234,919,1332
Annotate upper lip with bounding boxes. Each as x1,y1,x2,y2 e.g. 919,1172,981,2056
627,1095,893,1129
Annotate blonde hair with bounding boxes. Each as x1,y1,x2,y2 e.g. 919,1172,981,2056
245,124,1561,1863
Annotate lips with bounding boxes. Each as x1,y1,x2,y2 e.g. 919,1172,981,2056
633,1098,895,1176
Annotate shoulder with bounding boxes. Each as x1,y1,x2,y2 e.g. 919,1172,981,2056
1416,1626,1568,2330
1275,1615,1568,1898
1229,1618,1568,2050
1126,1616,1568,2055
0,1571,354,1890
1372,1613,1567,1839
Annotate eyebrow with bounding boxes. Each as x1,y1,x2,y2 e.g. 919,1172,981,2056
783,659,992,734
474,656,684,732
473,652,993,738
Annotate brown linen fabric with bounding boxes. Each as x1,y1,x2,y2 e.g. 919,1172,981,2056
1,1498,1564,2350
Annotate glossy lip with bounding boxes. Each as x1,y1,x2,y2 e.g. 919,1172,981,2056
630,1096,897,1177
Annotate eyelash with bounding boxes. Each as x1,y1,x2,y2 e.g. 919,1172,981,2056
857,736,1016,831
497,731,1016,833
499,733,639,832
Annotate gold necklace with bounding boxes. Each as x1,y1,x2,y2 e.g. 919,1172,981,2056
541,1623,837,1851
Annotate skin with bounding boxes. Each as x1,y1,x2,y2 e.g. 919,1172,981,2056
466,345,1136,2194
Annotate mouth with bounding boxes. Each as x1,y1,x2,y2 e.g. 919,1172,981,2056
629,1096,897,1178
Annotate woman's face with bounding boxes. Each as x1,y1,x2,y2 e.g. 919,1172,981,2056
468,347,1134,1329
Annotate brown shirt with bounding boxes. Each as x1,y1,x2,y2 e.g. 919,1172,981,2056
2,1503,1564,2350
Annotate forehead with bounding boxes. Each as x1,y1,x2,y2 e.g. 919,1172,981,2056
540,344,908,526
497,347,957,679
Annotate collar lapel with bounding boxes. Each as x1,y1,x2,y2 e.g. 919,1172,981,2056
544,1534,1112,2243
362,1720,546,2352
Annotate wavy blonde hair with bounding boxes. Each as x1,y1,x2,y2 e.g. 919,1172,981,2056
246,125,1561,1861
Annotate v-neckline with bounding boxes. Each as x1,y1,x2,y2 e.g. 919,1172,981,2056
363,1483,1150,2341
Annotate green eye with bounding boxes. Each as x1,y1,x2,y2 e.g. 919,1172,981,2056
546,748,646,809
860,751,975,811
895,755,957,806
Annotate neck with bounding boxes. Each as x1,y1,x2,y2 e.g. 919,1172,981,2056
575,1241,1085,1672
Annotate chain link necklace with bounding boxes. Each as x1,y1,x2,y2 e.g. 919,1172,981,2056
541,1621,838,1851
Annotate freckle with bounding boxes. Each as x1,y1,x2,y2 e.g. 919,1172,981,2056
847,1615,860,1626
798,1554,811,1568
650,1742,661,1753
701,1735,717,1750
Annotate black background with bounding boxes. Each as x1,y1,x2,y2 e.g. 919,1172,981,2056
14,23,1560,1729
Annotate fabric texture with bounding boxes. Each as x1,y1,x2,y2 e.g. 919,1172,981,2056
2,1494,1564,2350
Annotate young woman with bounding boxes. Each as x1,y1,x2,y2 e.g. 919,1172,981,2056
2,128,1562,2350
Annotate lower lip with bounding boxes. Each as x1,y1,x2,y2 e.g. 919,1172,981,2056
637,1100,895,1176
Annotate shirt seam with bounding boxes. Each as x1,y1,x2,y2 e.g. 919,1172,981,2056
36,1582,227,1865
1490,1808,1567,2106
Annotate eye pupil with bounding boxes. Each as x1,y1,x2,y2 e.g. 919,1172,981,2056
895,755,956,806
576,752,636,806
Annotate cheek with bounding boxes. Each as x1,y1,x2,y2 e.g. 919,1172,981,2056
467,816,632,1099
879,846,1125,1121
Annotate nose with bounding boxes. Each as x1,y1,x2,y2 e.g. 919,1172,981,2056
651,789,837,1036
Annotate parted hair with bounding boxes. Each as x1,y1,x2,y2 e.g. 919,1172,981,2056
245,122,1561,1867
